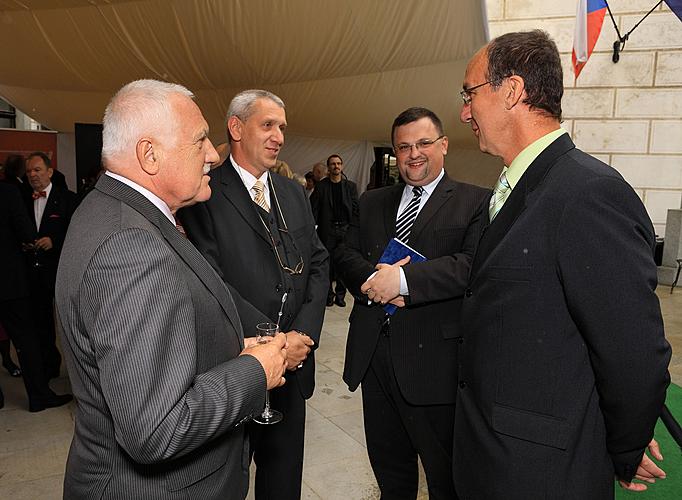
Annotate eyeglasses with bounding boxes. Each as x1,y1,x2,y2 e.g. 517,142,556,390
460,81,492,105
266,227,305,275
257,177,305,275
394,135,445,156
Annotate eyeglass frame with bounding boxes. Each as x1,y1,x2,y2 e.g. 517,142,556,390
394,135,445,156
460,80,492,105
257,176,305,275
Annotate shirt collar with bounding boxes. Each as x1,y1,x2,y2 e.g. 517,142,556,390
33,182,52,199
105,171,175,225
404,167,444,197
230,155,269,192
505,128,567,189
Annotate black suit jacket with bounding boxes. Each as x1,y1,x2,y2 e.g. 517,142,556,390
24,184,77,281
310,176,359,244
335,173,488,405
179,159,329,399
454,134,672,499
0,183,36,301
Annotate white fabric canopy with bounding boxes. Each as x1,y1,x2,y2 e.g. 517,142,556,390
0,0,490,189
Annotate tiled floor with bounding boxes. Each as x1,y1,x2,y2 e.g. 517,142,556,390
1,289,680,499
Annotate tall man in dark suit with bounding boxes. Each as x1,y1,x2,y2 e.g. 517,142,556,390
180,89,329,500
455,30,671,499
335,107,488,499
24,151,77,378
56,79,288,500
0,182,72,411
310,154,359,307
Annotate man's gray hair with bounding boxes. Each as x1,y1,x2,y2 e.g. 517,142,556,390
226,89,285,122
102,79,194,162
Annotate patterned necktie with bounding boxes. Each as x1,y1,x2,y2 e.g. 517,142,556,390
489,169,511,222
252,180,270,212
32,190,47,200
395,186,424,243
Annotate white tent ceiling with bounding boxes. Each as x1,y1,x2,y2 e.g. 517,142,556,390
0,0,488,148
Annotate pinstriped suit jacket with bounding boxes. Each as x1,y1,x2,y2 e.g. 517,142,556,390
56,175,266,499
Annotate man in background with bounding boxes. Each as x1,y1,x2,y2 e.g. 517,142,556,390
312,161,327,183
56,79,287,499
335,107,488,499
0,182,72,412
304,171,315,198
180,89,328,500
455,30,671,498
24,151,77,378
310,154,359,307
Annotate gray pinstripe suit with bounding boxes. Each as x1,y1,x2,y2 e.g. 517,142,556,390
56,174,266,499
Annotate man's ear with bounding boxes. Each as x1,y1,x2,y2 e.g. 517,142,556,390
227,116,242,142
505,75,525,110
137,139,159,175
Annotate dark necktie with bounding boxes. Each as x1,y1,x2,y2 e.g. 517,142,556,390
395,186,424,243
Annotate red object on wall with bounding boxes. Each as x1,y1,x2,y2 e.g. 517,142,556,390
0,129,58,170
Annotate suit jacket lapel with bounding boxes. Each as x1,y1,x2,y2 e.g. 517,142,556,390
409,173,453,243
40,187,61,229
218,160,270,245
472,134,576,275
383,185,404,239
96,175,244,344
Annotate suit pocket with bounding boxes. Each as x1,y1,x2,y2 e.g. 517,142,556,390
492,403,568,450
440,322,459,339
165,440,230,491
488,265,531,282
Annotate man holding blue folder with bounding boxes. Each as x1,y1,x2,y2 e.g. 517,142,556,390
335,107,488,499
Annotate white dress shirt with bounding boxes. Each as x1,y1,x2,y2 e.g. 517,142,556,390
396,168,445,295
230,156,270,203
33,182,52,231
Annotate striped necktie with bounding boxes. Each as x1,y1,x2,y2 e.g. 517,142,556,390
489,169,511,222
395,186,424,243
253,180,270,212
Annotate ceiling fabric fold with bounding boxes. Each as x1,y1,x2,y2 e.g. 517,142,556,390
0,0,487,146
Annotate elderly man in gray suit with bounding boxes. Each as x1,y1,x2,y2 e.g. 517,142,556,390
55,79,288,500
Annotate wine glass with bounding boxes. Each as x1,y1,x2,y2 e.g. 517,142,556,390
252,322,284,425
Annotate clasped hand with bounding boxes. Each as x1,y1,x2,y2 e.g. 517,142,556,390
360,255,410,307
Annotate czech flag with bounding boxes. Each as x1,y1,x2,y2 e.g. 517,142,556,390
665,0,682,23
572,0,607,80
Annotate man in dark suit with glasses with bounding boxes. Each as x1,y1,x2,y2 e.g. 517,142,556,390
179,89,329,500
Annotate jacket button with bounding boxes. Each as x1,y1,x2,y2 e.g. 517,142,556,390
276,284,283,292
464,288,473,297
459,381,467,389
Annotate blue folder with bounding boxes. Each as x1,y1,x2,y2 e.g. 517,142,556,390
377,238,427,315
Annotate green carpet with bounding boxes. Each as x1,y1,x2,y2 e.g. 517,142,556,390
616,383,682,499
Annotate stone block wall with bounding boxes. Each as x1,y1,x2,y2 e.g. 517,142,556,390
487,0,682,235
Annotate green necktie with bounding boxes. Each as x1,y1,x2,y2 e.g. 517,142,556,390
489,169,511,222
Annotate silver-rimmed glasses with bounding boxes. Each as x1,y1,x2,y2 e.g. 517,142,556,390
394,135,445,156
460,80,492,105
